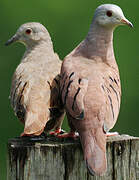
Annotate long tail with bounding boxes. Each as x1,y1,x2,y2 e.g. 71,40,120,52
79,128,107,176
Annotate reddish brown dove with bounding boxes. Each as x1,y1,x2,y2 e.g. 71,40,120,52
6,22,65,137
60,4,133,176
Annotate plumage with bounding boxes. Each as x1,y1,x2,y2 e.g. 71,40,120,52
7,22,64,136
60,4,132,176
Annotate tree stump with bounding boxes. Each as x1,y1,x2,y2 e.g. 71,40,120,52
7,135,139,180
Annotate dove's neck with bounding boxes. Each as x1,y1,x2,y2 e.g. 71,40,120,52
73,22,116,64
21,40,55,63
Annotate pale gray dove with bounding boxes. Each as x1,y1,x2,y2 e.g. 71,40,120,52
60,4,133,176
6,22,65,137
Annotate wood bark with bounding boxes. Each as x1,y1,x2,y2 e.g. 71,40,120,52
7,135,139,180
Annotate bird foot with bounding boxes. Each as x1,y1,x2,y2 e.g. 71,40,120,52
20,132,46,141
49,128,65,135
20,132,31,137
57,132,79,139
106,132,119,137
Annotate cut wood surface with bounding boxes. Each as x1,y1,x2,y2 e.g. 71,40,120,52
7,135,139,180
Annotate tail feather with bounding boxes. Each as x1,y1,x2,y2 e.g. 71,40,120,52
79,129,107,176
23,106,49,136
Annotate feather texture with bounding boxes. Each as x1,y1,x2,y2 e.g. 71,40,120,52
8,22,65,136
60,4,132,176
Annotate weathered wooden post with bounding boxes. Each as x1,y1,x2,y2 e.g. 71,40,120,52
7,135,139,180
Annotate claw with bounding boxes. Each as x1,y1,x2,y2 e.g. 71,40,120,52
20,132,46,141
106,132,119,137
49,128,66,135
57,132,79,139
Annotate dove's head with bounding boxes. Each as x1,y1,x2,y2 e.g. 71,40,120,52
93,4,133,29
5,22,52,47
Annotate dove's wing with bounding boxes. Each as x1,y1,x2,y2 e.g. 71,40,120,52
10,59,64,136
60,54,121,175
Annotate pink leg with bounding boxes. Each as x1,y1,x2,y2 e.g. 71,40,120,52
106,132,119,137
57,131,79,139
49,128,65,135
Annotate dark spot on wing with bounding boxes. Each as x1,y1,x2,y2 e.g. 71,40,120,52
109,84,120,108
78,78,82,84
108,95,114,120
58,74,61,78
69,72,74,79
114,78,118,85
18,82,27,103
61,75,68,94
12,81,22,103
16,104,26,123
72,87,81,111
54,78,59,85
109,76,113,82
101,85,105,91
76,110,84,120
47,81,52,89
16,82,27,123
49,107,64,118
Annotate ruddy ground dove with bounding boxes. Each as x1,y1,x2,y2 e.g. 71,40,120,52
60,4,133,176
6,22,65,136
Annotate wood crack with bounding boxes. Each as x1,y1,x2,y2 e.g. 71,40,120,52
112,142,115,180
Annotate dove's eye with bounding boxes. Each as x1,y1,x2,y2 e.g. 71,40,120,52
25,28,32,35
106,11,112,17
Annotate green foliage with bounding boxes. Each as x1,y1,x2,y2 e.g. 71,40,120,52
0,0,138,179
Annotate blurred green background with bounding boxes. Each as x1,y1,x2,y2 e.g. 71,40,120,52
0,0,138,179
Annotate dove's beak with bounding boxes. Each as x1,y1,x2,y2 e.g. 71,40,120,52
5,34,19,46
120,18,133,28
